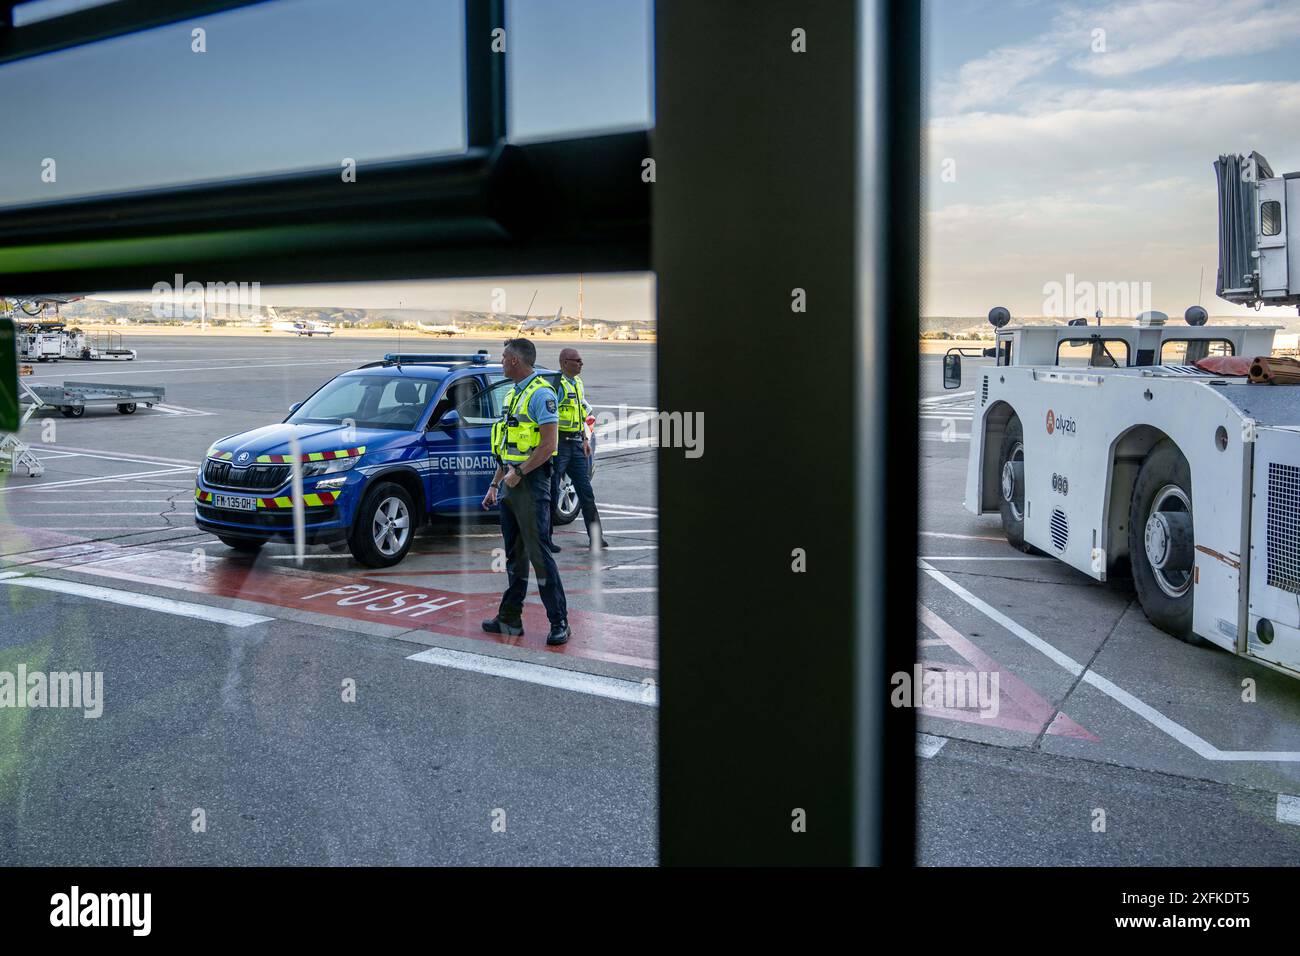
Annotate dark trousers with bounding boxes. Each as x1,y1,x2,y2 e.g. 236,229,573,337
548,435,601,544
499,465,567,626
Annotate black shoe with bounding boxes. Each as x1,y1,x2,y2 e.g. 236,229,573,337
590,538,613,550
546,622,571,646
482,616,524,636
545,541,562,554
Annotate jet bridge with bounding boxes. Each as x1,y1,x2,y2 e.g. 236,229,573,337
1216,151,1300,310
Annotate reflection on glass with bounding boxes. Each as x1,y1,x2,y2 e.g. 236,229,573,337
0,0,465,205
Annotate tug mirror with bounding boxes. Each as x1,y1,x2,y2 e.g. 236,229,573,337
0,318,17,433
943,352,962,390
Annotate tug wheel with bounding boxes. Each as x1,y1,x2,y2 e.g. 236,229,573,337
997,414,1029,551
1128,440,1205,645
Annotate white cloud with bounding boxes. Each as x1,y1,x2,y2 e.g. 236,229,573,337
1063,0,1300,78
939,43,1061,112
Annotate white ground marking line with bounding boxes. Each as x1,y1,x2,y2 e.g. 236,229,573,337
605,564,657,571
919,555,1053,562
0,575,272,627
604,529,657,535
1277,795,1300,825
0,571,25,580
920,531,1006,542
600,587,658,593
14,527,174,532
147,404,216,417
598,442,660,455
0,467,194,493
17,512,191,517
599,514,659,520
917,733,948,759
595,502,658,511
919,390,975,405
599,546,657,551
29,445,200,466
265,553,352,560
919,560,1300,762
407,646,656,706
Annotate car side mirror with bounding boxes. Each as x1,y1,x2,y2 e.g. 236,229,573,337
943,353,962,389
435,409,461,429
289,401,303,413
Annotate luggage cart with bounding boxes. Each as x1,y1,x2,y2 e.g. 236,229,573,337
21,381,166,418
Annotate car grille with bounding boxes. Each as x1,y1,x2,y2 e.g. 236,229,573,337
204,459,290,491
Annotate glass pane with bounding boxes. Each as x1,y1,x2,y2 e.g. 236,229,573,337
2,273,657,864
507,0,653,142
1262,200,1282,237
0,0,465,206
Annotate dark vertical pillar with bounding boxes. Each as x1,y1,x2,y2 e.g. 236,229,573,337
465,0,506,148
656,0,918,864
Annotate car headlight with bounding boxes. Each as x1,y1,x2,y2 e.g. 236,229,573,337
301,457,359,478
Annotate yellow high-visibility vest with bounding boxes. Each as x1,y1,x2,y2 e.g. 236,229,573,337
491,374,559,462
555,374,586,432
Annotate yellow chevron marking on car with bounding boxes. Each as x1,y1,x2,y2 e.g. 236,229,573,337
253,491,339,509
253,445,367,464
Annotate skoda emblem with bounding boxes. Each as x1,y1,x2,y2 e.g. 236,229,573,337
237,451,250,464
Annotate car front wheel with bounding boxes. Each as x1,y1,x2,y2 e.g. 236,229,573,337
349,482,415,568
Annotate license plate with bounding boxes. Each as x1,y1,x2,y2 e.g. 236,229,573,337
213,494,257,512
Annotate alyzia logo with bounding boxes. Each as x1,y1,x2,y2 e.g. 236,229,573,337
50,886,151,936
0,666,103,718
1046,409,1076,436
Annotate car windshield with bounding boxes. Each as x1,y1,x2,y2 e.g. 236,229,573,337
288,374,436,430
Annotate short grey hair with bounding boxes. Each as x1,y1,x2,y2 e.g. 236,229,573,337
503,337,536,367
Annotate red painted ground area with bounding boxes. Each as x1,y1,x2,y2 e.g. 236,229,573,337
917,604,1097,741
0,525,657,669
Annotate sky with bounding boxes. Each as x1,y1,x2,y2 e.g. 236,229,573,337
0,0,652,202
8,0,1297,324
925,0,1300,318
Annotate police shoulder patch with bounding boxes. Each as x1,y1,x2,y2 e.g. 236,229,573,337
545,399,557,413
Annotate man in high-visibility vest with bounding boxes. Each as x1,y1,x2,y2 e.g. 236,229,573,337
543,347,610,554
481,337,571,646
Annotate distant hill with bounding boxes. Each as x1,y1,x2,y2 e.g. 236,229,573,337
57,299,654,333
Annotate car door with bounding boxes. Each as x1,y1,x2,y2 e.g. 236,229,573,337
422,374,511,515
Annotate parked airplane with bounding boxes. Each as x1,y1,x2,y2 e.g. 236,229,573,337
519,307,566,335
273,319,335,337
415,321,464,336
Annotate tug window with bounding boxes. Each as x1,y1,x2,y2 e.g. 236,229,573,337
1160,339,1234,364
1056,337,1130,368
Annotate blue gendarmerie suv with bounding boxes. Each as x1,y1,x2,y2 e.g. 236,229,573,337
194,352,594,567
